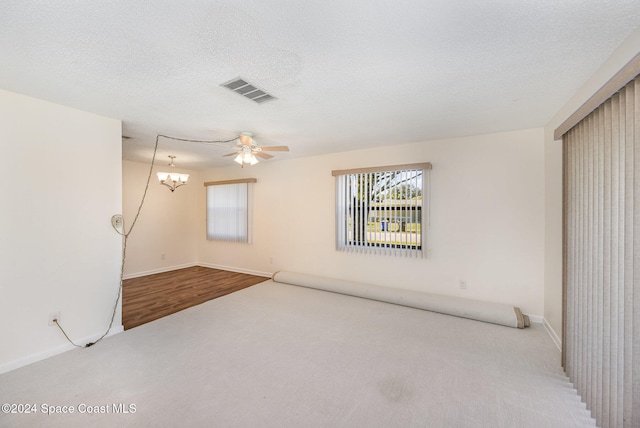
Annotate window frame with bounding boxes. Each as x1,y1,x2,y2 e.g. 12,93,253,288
332,163,431,258
204,178,256,243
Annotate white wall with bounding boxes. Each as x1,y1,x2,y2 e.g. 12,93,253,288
122,160,198,278
0,89,122,373
198,128,546,316
543,27,640,343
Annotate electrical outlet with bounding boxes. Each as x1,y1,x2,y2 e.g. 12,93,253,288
161,253,166,260
48,311,61,327
459,280,467,290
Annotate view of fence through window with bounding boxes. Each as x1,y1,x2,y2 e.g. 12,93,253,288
338,166,425,253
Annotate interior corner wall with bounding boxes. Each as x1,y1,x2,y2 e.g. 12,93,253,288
543,26,640,343
0,89,122,373
122,160,198,278
198,128,546,317
543,137,563,344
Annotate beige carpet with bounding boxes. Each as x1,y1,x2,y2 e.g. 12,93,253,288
0,280,595,427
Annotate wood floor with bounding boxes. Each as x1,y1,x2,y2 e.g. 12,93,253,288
122,266,268,329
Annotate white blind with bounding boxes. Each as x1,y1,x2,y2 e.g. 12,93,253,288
334,164,430,258
206,182,252,243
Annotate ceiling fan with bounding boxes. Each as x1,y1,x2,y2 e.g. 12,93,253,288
220,132,289,167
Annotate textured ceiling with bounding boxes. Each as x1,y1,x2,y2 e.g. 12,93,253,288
1,1,639,169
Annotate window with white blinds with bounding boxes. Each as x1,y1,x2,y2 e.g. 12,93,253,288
204,179,256,243
332,163,431,258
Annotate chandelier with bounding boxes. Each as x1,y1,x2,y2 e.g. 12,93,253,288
157,155,189,192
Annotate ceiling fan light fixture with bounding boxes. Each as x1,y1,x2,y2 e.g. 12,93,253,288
233,152,259,167
216,131,289,167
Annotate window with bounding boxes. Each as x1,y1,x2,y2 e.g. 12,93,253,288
204,178,256,243
332,163,431,258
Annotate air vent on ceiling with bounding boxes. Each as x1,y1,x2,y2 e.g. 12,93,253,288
221,77,277,104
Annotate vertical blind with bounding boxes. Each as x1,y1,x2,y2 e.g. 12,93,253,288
562,76,639,428
333,163,431,258
205,179,255,243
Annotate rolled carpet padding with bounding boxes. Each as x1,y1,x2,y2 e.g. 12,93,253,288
271,271,530,329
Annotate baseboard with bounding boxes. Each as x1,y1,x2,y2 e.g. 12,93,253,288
543,318,562,351
524,315,562,351
526,314,544,324
197,262,272,278
123,263,197,280
3,265,266,374
0,325,124,375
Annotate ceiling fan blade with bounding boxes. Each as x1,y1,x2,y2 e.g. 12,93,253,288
259,145,289,152
238,133,253,146
223,152,239,157
255,151,274,159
